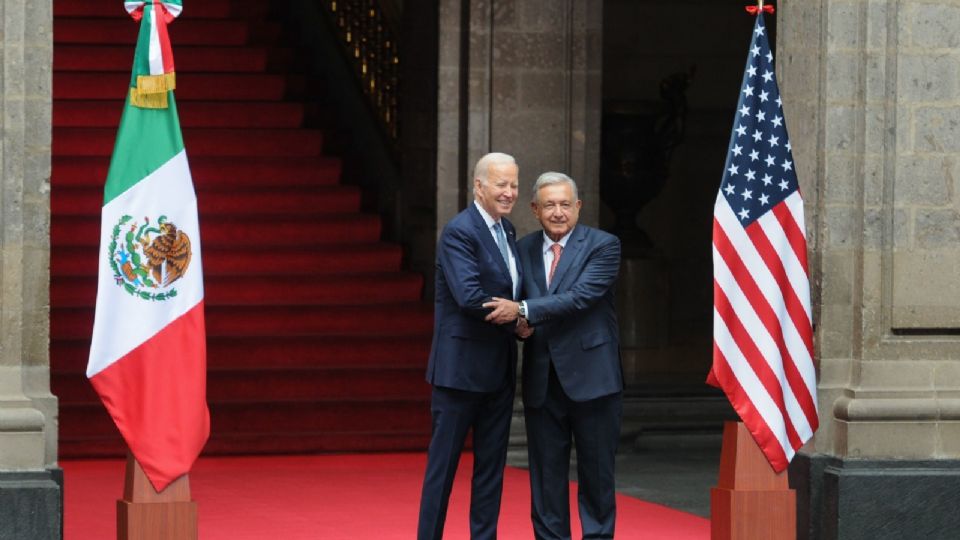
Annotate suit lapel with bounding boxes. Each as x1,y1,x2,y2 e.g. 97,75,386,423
504,220,522,296
548,225,585,294
527,236,548,296
468,204,509,276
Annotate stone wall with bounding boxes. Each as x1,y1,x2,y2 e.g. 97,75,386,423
436,0,602,237
782,0,960,465
780,0,960,537
0,0,61,537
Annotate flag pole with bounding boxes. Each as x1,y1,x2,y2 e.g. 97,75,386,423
118,451,198,540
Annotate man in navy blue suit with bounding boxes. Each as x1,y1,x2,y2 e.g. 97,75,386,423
485,172,623,540
417,152,524,540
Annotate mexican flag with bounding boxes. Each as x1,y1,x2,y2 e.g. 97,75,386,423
87,0,209,492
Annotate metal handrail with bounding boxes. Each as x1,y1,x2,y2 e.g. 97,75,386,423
322,0,400,142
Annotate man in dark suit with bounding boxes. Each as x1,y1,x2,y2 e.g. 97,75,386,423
484,171,623,539
417,152,524,540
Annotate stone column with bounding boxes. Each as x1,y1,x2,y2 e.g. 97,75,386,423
437,0,603,236
0,0,61,537
780,1,960,538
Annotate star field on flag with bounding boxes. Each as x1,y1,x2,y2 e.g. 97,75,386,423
719,23,797,227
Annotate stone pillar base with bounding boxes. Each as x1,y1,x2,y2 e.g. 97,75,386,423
0,468,63,540
791,452,960,540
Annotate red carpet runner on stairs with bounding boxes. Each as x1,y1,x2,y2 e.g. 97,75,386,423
62,454,710,539
50,0,434,456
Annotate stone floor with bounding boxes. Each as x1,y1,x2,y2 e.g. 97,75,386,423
507,391,730,520
516,431,723,518
611,433,721,518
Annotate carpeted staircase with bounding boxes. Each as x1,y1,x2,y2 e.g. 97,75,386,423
50,0,434,456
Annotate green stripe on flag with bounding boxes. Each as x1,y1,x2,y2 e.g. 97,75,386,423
130,4,153,84
103,94,185,205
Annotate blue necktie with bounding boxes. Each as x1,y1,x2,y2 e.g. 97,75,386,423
493,222,510,266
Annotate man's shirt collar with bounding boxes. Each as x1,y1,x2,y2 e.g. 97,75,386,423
542,227,574,253
474,200,500,229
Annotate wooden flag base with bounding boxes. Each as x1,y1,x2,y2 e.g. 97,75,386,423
710,421,795,539
117,453,197,540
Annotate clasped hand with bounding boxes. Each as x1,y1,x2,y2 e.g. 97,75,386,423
515,317,533,339
483,297,534,338
482,297,518,324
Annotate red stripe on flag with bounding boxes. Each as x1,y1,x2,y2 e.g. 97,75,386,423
715,216,817,434
745,219,810,353
155,3,177,73
90,301,209,492
713,278,803,451
743,219,818,429
712,342,790,471
772,202,809,279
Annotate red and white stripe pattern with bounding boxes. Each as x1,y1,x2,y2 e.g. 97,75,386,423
708,13,818,472
712,193,817,471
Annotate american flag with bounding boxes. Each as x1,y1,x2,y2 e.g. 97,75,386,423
708,13,818,472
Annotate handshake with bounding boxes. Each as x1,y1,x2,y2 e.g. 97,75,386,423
482,297,534,338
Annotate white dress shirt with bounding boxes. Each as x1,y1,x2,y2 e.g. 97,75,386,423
520,228,574,321
541,229,573,287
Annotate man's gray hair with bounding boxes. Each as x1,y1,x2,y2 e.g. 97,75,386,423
473,152,517,194
531,171,578,203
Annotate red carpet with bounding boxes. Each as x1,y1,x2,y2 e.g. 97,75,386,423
62,453,709,539
51,0,434,456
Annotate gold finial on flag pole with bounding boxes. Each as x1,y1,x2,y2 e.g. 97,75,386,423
757,0,764,10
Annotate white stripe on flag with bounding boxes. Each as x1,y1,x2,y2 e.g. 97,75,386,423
713,307,795,461
713,242,814,441
783,192,813,317
755,205,818,403
148,9,164,75
715,196,793,320
756,208,811,327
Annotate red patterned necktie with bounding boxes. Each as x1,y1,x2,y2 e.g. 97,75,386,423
547,243,563,286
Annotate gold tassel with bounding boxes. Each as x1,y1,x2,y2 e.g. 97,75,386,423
129,87,169,109
136,72,176,94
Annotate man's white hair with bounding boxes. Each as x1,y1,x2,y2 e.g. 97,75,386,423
531,171,578,203
473,152,517,195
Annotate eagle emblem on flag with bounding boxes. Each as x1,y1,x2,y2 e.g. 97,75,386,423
109,214,192,301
